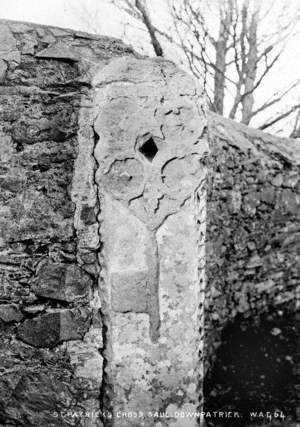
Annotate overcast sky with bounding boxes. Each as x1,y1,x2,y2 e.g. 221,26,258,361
0,0,121,35
0,0,299,134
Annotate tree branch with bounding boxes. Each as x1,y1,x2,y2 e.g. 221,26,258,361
134,0,164,56
250,80,300,118
259,104,300,131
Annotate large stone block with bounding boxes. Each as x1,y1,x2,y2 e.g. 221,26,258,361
0,304,24,323
94,56,208,425
33,261,93,302
111,271,148,313
17,309,91,348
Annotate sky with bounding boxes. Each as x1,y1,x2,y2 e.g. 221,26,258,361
0,0,299,135
0,0,120,35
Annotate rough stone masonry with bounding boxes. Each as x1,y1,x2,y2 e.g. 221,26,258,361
204,113,300,422
0,19,209,427
0,18,299,427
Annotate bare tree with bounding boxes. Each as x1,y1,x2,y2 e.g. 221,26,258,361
290,110,300,138
108,0,299,130
134,0,163,56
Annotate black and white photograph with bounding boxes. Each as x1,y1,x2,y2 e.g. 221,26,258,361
0,0,299,426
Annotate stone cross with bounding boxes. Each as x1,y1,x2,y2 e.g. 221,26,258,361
93,57,209,426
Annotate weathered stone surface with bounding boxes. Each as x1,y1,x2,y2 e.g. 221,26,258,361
111,270,148,312
228,189,242,213
2,370,78,426
260,186,276,205
0,23,20,63
33,261,93,302
0,303,23,322
204,112,300,420
0,58,7,82
94,56,208,425
0,19,137,426
17,309,91,348
36,41,79,60
0,17,299,427
278,188,300,215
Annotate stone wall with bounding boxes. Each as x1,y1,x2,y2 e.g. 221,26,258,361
0,18,299,427
0,19,209,427
204,113,300,422
0,19,136,427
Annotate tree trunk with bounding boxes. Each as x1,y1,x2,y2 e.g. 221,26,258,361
241,7,258,124
213,0,233,114
135,0,164,56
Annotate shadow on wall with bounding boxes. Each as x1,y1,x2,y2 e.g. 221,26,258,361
203,303,299,426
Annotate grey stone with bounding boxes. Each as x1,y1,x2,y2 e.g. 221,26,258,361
272,174,284,187
260,187,275,205
17,309,91,348
278,189,300,215
0,59,7,82
36,41,79,61
0,17,299,427
22,304,45,314
111,271,148,313
254,279,275,293
0,19,136,426
0,304,24,322
0,23,20,63
34,261,93,302
95,56,208,422
243,192,259,216
283,174,298,188
228,190,242,213
5,370,74,426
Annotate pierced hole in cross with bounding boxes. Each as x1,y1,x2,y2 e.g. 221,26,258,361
139,137,158,162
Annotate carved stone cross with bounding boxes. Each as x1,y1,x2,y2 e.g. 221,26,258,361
93,57,209,426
